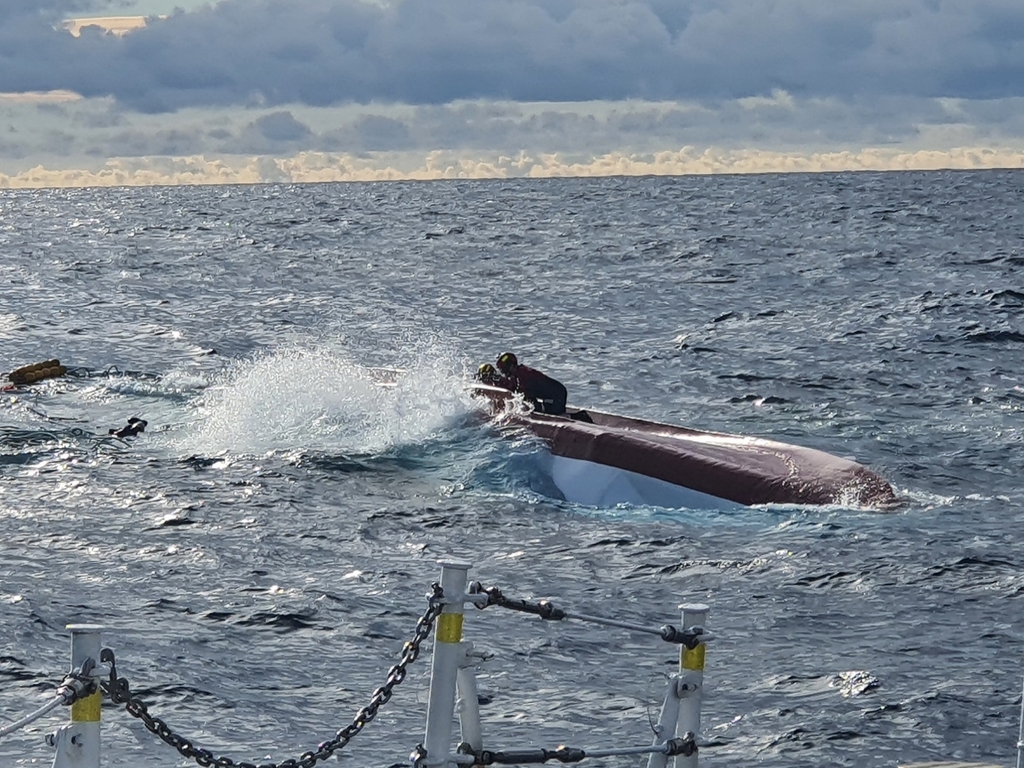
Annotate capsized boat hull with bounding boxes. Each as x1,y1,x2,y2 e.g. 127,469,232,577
472,385,897,509
547,452,747,510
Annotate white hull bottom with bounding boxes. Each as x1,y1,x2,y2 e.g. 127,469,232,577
549,454,746,511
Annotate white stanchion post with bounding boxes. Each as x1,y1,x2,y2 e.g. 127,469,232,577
1016,665,1024,768
455,643,483,752
50,625,103,768
422,561,470,767
646,674,683,768
676,604,708,768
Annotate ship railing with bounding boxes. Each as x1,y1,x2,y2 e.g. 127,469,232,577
0,560,711,768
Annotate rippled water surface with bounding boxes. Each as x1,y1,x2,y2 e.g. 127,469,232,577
2,171,1024,767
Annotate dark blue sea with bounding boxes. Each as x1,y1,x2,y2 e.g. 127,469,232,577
2,171,1023,767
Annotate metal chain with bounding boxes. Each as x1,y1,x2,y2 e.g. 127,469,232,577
101,582,445,768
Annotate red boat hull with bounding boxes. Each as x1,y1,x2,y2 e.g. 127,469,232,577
473,385,897,509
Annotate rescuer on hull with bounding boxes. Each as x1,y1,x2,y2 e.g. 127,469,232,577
495,352,568,415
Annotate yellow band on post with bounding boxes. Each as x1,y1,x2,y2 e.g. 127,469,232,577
72,691,101,722
681,644,705,672
436,613,464,644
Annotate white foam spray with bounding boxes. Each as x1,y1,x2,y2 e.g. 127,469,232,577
174,342,476,457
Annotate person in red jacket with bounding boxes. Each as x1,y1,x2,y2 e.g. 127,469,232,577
495,352,568,415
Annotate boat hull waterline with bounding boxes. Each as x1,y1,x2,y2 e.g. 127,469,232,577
472,386,897,510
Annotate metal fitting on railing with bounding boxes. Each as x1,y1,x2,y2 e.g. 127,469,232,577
50,624,105,768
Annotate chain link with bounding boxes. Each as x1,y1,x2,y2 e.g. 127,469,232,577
101,582,445,768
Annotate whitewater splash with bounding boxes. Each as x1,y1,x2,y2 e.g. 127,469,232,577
175,344,477,457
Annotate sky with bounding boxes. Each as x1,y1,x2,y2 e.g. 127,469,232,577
2,0,1024,187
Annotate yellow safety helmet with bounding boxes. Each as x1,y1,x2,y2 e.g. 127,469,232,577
496,352,518,374
476,363,498,381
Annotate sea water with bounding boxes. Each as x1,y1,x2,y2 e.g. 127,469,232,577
1,171,1023,766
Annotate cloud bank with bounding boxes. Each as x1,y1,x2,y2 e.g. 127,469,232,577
2,143,1022,189
2,92,1023,187
3,0,1024,112
2,0,1024,186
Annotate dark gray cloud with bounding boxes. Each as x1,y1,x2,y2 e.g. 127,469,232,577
0,0,85,24
234,110,313,151
252,111,311,142
327,115,415,151
3,0,1024,112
